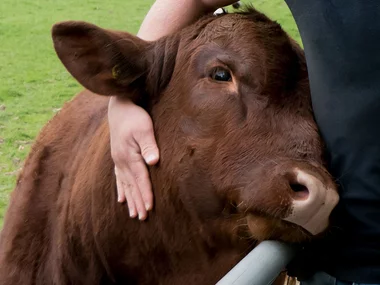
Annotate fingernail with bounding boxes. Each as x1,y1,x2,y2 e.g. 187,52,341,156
139,213,146,221
145,203,152,211
130,210,137,218
145,154,157,165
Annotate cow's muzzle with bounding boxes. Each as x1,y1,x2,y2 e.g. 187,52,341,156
283,166,339,235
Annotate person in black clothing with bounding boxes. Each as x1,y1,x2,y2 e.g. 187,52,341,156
107,1,380,284
285,1,380,284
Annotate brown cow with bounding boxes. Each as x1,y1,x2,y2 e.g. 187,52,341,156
0,8,338,285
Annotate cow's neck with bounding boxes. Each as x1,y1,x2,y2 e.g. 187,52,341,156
68,105,254,283
121,181,252,284
121,163,253,283
72,130,250,283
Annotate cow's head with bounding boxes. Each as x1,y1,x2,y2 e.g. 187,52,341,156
52,8,338,243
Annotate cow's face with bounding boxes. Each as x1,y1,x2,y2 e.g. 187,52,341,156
52,9,338,243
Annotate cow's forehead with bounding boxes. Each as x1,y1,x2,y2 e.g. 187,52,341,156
199,13,254,40
174,9,294,79
192,11,280,47
210,13,241,29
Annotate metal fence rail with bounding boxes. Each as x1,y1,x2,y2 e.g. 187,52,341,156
216,241,297,285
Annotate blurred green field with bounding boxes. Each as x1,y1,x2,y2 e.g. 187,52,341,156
0,0,300,227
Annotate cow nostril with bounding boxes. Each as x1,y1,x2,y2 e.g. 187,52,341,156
289,183,309,200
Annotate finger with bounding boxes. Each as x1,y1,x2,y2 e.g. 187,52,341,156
115,167,126,203
116,177,126,203
138,175,154,211
129,158,154,211
123,181,138,218
141,144,159,165
135,127,160,166
123,169,148,220
116,167,137,218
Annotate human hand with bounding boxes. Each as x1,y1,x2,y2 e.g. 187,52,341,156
108,97,159,220
201,0,241,11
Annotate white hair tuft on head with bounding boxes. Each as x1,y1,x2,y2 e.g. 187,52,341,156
213,7,227,16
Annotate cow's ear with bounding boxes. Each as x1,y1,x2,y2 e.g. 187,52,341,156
52,21,150,99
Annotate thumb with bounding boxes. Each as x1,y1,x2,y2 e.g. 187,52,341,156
138,133,160,166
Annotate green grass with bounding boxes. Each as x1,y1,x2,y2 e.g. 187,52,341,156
0,0,299,227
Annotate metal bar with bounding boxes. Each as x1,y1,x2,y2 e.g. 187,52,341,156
216,241,297,285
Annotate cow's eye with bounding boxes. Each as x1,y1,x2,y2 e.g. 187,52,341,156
210,67,232,82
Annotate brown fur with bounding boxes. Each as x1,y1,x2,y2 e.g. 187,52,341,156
0,8,333,284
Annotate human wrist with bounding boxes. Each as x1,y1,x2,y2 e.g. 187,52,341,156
199,0,219,13
137,0,209,40
153,0,208,13
108,96,133,112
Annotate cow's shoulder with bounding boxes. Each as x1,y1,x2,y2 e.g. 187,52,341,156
0,90,110,284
